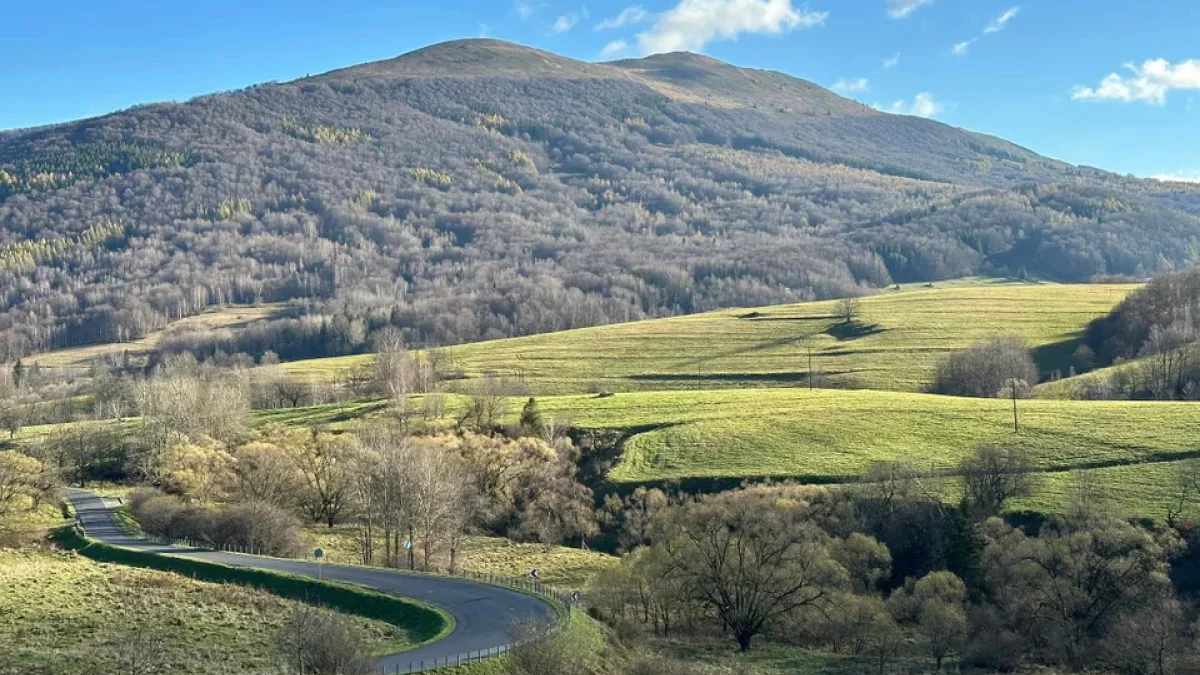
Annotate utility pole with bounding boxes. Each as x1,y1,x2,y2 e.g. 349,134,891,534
807,346,814,391
1011,383,1020,433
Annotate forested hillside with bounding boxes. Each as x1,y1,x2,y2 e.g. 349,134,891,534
2,38,1199,361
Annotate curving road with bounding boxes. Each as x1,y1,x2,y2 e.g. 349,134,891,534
66,489,557,671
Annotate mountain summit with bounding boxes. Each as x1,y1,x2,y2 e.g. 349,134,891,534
0,39,1196,359
309,39,870,116
308,38,614,81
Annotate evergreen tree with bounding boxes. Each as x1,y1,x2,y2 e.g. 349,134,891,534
519,397,544,438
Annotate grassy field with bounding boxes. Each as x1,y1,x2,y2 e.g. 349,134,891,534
304,526,617,590
0,548,413,674
1034,357,1144,399
283,280,1135,395
0,499,71,547
519,388,1199,483
259,386,1194,518
27,304,281,372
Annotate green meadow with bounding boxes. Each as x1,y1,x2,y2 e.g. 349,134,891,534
525,387,1199,487
283,280,1136,395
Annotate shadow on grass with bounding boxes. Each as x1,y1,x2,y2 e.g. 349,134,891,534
823,321,886,341
627,372,814,385
1032,336,1085,380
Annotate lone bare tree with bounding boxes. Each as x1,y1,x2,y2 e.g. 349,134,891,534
835,297,862,324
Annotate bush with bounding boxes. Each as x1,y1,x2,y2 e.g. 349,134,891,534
930,335,1038,398
166,506,216,542
124,487,164,514
129,491,304,557
505,621,577,675
132,495,183,538
276,606,372,675
211,501,305,557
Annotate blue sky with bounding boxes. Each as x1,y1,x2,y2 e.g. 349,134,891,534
1,0,1197,180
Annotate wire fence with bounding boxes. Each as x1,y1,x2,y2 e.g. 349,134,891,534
76,514,580,673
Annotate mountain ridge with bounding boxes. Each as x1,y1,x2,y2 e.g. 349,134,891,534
0,38,1197,361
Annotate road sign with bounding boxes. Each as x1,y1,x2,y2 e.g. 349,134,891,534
314,548,324,559
403,539,412,550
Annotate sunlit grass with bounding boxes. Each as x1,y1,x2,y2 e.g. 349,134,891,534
0,548,412,673
303,526,617,590
283,281,1135,395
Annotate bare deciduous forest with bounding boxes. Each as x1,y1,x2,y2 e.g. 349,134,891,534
1,40,1198,362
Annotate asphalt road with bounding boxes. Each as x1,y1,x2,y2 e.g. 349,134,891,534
66,489,557,671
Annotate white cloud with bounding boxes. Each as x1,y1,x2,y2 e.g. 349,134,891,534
637,0,827,55
951,39,976,56
984,6,1020,34
479,23,491,37
552,7,589,33
600,40,631,58
596,6,649,30
833,77,870,94
887,0,934,19
1072,58,1200,105
514,0,539,19
1150,171,1200,184
882,53,900,69
951,7,1019,57
880,92,943,118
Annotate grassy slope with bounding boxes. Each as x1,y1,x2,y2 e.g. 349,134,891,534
530,388,1200,483
442,611,608,675
55,527,451,647
27,304,281,371
304,526,617,589
0,499,71,546
283,281,1136,395
0,548,413,674
1034,357,1146,399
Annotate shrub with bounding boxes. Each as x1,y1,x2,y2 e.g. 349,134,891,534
166,506,216,542
276,606,372,675
930,335,1038,398
211,501,305,557
132,495,184,538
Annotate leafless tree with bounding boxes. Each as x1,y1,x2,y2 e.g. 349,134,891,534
835,297,862,324
458,373,516,433
0,400,26,439
230,440,302,508
293,431,360,527
0,451,42,514
958,445,1033,520
931,335,1038,398
654,489,845,651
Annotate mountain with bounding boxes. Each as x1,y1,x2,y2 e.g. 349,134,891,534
0,39,1198,361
